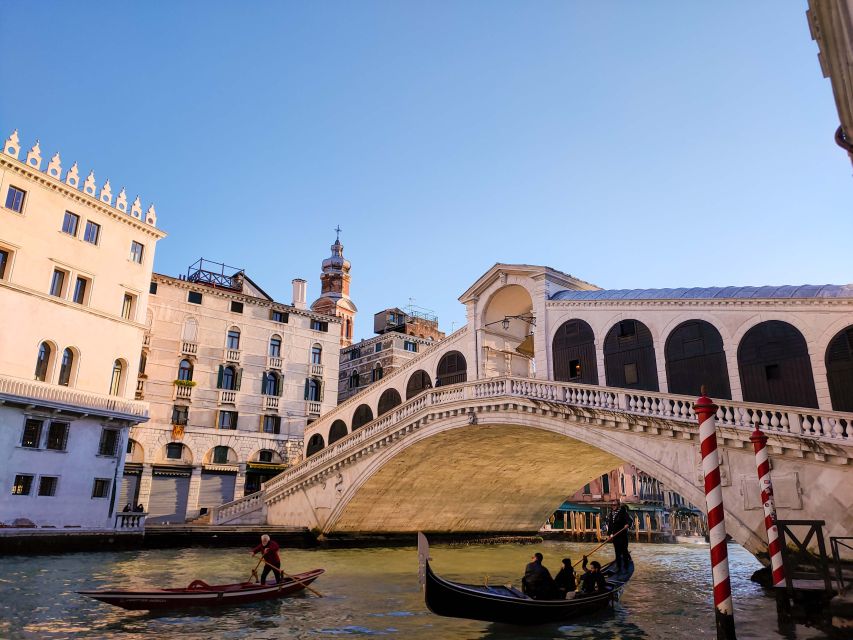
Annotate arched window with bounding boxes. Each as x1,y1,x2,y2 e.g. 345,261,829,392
226,328,241,350
109,359,124,396
664,320,731,399
350,370,360,390
377,388,402,416
552,319,598,384
406,370,432,399
602,320,659,391
305,378,321,402
269,335,282,357
218,365,240,391
258,450,274,463
212,445,230,464
178,359,193,381
58,348,74,386
311,344,322,364
436,351,467,387
372,365,383,382
306,434,325,457
826,325,853,412
352,404,374,430
329,420,348,444
263,371,281,396
35,342,52,382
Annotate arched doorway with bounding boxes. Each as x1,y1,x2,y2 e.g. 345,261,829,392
352,404,374,430
481,284,535,377
826,325,853,411
737,321,818,408
603,320,659,391
306,434,325,457
406,370,432,399
378,388,402,416
328,420,348,444
552,319,598,384
665,320,731,399
436,351,467,387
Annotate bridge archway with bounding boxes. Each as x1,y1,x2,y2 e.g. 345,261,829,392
406,370,432,399
377,388,402,416
481,284,535,378
436,351,467,387
552,319,598,384
665,320,731,399
306,434,325,457
603,320,659,391
738,321,818,408
826,325,853,411
328,420,348,444
352,404,374,430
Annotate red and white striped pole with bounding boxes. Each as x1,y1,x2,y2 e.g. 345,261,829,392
695,391,737,640
750,427,785,587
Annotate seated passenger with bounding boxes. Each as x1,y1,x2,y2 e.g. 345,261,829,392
554,558,576,599
522,552,557,600
578,556,608,595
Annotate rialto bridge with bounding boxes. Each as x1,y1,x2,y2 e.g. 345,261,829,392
211,265,853,555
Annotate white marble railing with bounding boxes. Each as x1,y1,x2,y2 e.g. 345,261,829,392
310,363,324,377
268,356,283,370
210,491,264,525
174,384,193,401
218,389,237,405
306,401,321,415
0,374,148,418
181,341,197,355
224,348,241,363
264,395,280,411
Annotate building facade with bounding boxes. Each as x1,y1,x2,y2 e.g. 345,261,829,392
0,129,163,530
310,232,357,347
128,261,341,523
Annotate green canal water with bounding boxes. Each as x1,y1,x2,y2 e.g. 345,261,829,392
0,541,831,639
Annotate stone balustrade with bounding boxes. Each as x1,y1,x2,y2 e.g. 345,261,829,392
174,384,193,401
115,512,147,530
181,341,197,356
268,356,283,370
224,348,241,363
264,395,280,411
210,491,264,525
306,401,321,415
218,389,237,405
310,363,324,377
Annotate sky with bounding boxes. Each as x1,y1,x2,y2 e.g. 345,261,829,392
1,1,850,340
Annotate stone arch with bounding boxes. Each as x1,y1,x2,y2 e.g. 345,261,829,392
551,318,598,384
406,369,432,399
306,434,325,457
127,438,145,463
825,325,853,412
664,320,731,399
603,319,659,391
58,345,80,387
352,404,374,430
329,420,348,444
159,441,193,463
481,284,535,377
34,339,58,383
377,388,402,416
251,448,284,464
203,445,238,464
737,320,818,408
436,351,467,387
110,358,129,396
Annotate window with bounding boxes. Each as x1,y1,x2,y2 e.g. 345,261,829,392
404,341,417,352
601,474,610,494
305,378,322,402
188,291,203,304
109,359,123,395
34,342,52,381
218,410,238,430
350,371,360,390
262,416,281,434
38,476,58,497
138,352,147,376
0,248,9,279
171,405,189,426
212,446,229,463
130,241,144,264
166,443,183,459
61,211,79,236
72,277,88,305
375,343,382,353
91,478,111,498
121,293,135,320
58,348,74,386
262,371,280,396
5,185,25,212
311,320,329,332
569,359,581,379
230,301,243,314
349,348,361,361
218,365,240,390
269,336,281,357
372,366,383,382
50,268,66,297
624,363,638,386
178,359,193,381
632,475,637,496
226,329,240,350
259,450,274,462
83,221,100,245
271,310,288,323
98,429,120,456
583,483,591,494
621,474,626,494
45,422,69,451
12,474,33,495
149,281,158,295
21,418,43,448
311,345,322,364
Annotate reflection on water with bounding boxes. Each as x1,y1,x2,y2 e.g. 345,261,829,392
0,541,831,639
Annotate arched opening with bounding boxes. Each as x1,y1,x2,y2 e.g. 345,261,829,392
378,388,402,416
269,335,282,357
226,327,241,350
178,358,193,381
406,369,432,399
34,341,55,382
311,344,322,364
162,441,192,463
738,321,818,408
262,371,281,396
826,325,853,411
552,319,598,384
58,347,77,387
481,284,535,377
109,359,126,396
305,378,322,402
372,365,383,382
306,434,325,457
329,420,348,444
350,370,360,390
352,404,374,430
436,351,467,387
182,317,198,342
603,320,659,391
126,438,145,463
218,365,239,390
206,445,237,464
665,320,731,399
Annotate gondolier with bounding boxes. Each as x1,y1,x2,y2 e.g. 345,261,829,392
252,534,283,584
606,502,632,572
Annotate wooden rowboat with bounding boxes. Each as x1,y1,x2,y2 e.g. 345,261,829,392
417,533,632,625
78,569,324,610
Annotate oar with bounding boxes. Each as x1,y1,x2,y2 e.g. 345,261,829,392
247,555,264,583
571,525,629,568
259,558,324,597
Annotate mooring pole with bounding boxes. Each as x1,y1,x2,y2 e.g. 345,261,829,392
750,426,785,587
695,391,737,639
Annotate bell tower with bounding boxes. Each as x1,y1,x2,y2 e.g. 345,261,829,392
310,227,357,347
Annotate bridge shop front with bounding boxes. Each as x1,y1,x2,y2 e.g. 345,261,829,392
243,461,288,496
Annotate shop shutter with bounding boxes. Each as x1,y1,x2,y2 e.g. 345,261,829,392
198,472,236,511
147,474,191,524
118,473,140,508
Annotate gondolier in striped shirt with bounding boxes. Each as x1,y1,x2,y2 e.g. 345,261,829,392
252,534,283,584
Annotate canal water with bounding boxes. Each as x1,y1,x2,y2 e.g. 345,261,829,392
0,541,831,640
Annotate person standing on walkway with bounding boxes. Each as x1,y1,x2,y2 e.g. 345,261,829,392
607,502,632,572
251,534,283,584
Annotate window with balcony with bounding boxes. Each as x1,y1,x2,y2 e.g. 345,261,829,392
311,345,322,364
91,478,111,498
269,336,281,357
304,378,322,402
130,241,144,264
177,359,193,381
38,476,58,497
5,185,25,212
49,268,67,297
218,410,238,430
262,371,281,396
34,342,52,381
45,422,69,451
83,221,100,245
12,474,33,495
72,276,89,305
172,405,189,426
21,418,43,448
217,365,240,390
109,359,124,396
262,415,281,434
58,348,75,386
226,329,240,350
61,211,79,236
166,442,184,459
98,429,119,456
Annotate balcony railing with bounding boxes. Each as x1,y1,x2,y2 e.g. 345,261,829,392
310,363,324,377
218,389,237,405
0,374,148,419
135,379,145,400
268,356,283,370
181,341,197,356
264,396,280,411
224,348,241,363
306,401,321,416
174,384,193,401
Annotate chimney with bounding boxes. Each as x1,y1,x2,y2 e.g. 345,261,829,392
292,278,307,309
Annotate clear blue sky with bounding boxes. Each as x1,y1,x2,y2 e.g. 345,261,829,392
1,1,849,340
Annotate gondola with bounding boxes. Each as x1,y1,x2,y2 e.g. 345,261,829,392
417,533,633,625
78,569,324,610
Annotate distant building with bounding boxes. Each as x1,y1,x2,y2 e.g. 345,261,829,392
128,260,341,523
310,230,357,347
338,307,445,404
0,129,164,530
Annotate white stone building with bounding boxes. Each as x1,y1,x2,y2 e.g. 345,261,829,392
128,261,341,522
0,129,163,530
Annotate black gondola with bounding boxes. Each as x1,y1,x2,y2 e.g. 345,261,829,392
417,533,633,625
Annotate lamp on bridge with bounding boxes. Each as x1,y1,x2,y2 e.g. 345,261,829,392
487,314,536,331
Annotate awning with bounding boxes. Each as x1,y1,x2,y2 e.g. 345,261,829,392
247,462,287,472
153,467,193,477
555,502,602,514
515,334,535,357
202,464,239,473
